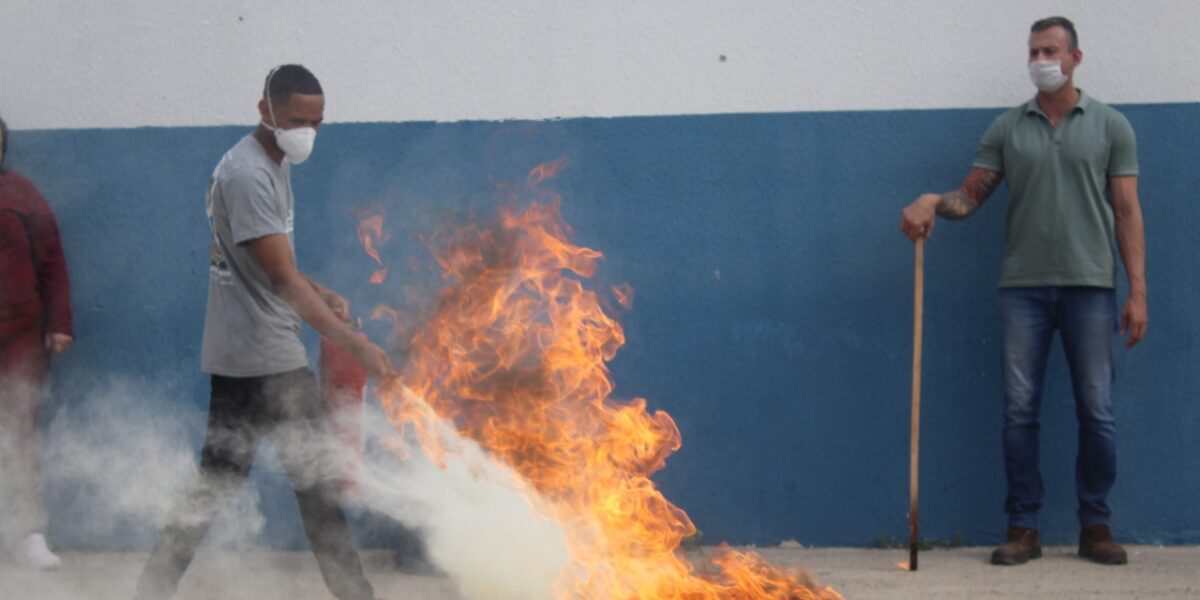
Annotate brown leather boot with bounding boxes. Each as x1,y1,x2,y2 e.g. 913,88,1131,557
1079,524,1128,565
991,526,1042,565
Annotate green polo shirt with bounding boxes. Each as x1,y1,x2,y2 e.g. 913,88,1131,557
973,91,1138,288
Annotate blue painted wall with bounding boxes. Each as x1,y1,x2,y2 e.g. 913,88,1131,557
12,103,1199,548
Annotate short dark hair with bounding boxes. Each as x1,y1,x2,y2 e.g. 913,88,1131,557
263,64,323,106
1032,16,1078,50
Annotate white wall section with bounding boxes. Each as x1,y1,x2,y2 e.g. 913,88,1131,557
2,0,1197,129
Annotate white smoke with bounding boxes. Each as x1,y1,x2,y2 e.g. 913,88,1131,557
39,376,267,549
347,388,569,600
4,375,568,600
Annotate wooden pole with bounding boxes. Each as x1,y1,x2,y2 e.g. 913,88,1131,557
909,238,924,571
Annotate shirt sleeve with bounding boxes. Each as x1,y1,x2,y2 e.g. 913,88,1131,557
1107,112,1139,177
223,167,288,245
24,180,73,336
972,114,1007,173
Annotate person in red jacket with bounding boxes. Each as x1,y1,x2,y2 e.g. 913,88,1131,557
0,115,73,570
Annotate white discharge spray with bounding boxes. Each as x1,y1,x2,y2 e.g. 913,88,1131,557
2,376,566,600
349,386,569,600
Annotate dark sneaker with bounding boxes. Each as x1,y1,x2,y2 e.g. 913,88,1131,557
1079,524,1128,565
991,526,1042,565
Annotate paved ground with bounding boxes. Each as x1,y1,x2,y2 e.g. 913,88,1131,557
757,545,1200,599
1,545,1197,599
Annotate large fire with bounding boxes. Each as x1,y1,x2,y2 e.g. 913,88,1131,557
369,160,842,599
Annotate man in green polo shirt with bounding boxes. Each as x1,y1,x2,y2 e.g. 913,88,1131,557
900,16,1147,567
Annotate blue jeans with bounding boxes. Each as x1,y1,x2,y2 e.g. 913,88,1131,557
1000,286,1117,530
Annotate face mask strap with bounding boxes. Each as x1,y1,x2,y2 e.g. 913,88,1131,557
264,66,282,130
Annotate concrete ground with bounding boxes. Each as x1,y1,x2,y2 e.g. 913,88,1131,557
1,545,1197,599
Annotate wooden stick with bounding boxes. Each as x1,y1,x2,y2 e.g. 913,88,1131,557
909,238,924,571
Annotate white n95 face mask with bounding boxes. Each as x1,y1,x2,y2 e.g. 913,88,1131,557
262,121,317,164
1029,60,1069,92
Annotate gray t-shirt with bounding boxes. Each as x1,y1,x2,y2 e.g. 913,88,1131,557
201,135,308,376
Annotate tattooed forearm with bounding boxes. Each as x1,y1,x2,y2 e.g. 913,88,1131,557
935,189,978,220
935,168,1002,220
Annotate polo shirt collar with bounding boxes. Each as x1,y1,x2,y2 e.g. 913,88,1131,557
1025,88,1090,118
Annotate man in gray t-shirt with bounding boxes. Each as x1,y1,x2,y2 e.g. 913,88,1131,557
201,134,308,376
137,65,392,600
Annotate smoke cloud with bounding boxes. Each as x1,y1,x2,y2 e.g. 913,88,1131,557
348,393,570,600
39,377,267,551
2,375,568,600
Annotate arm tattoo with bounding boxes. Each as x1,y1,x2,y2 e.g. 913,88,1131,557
935,188,978,220
936,169,1002,220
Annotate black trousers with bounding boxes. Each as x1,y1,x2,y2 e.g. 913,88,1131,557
136,368,375,600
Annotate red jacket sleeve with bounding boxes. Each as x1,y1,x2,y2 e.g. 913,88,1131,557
23,179,73,336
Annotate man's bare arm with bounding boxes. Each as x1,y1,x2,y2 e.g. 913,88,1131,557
900,168,1003,240
935,168,1005,220
1111,175,1147,348
301,273,349,319
246,234,392,376
301,273,330,296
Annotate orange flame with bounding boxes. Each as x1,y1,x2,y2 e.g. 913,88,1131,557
527,156,568,188
357,213,390,284
371,304,400,326
612,283,635,311
378,160,841,599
